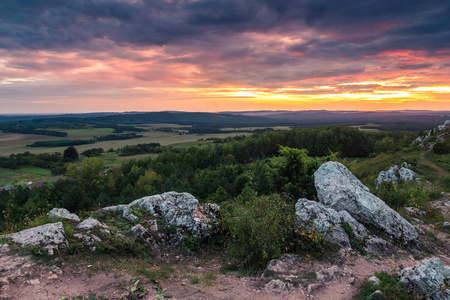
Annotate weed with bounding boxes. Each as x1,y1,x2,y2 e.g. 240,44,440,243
190,276,200,284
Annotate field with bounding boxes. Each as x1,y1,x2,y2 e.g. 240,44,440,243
0,128,251,156
0,128,252,185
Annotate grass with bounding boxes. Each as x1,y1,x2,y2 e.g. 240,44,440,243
0,166,55,186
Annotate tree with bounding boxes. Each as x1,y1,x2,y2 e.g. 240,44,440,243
63,146,79,161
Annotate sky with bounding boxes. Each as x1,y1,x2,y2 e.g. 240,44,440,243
0,0,449,114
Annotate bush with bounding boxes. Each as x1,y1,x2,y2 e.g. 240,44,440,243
355,271,418,300
221,194,296,270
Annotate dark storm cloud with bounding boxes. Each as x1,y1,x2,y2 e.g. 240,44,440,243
0,0,448,56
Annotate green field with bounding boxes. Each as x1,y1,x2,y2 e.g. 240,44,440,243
0,167,57,186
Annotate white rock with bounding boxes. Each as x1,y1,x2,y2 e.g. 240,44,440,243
315,162,420,248
1,222,68,255
48,208,80,222
77,218,107,231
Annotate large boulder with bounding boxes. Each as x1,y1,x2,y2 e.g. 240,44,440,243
314,161,420,248
0,222,68,255
398,258,450,300
125,192,219,239
102,205,138,222
48,208,80,222
295,198,351,249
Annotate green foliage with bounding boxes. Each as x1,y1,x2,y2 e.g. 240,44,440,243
295,222,329,257
375,182,430,210
354,271,419,300
64,146,79,161
180,236,201,252
342,222,354,238
221,194,296,270
433,140,450,154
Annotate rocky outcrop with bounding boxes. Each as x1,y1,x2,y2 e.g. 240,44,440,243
374,163,416,187
125,192,219,239
265,279,292,294
364,237,397,257
265,254,301,276
295,198,351,249
0,222,68,255
73,233,101,252
77,218,108,231
102,205,138,222
314,161,420,248
48,208,80,222
399,258,450,300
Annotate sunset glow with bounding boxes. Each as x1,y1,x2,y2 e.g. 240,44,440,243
0,0,448,113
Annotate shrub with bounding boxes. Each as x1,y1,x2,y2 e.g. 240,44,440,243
355,271,418,300
221,194,296,270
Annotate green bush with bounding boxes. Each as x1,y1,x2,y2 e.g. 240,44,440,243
221,194,296,270
355,271,418,300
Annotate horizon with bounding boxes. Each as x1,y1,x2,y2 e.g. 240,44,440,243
0,1,449,113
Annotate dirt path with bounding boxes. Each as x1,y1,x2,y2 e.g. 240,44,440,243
418,151,448,179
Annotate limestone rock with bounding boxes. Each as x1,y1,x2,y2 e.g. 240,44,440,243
265,279,292,294
265,254,300,276
128,192,219,239
339,211,369,241
316,266,339,282
0,222,68,255
129,224,152,243
48,208,80,222
314,161,420,248
368,276,380,285
77,218,107,231
398,258,450,300
374,164,416,187
364,237,397,257
403,207,426,218
102,205,138,222
295,198,350,249
73,233,101,252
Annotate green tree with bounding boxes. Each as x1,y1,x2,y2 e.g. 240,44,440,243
63,146,79,161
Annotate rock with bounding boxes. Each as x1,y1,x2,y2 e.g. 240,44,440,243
316,266,339,282
443,222,450,228
264,279,292,294
398,258,450,300
0,222,68,255
129,224,152,243
339,211,369,241
370,290,388,300
48,208,80,222
307,283,324,295
295,198,351,249
73,233,101,252
77,218,107,231
128,192,219,239
374,164,416,187
364,237,397,257
403,207,426,218
102,205,138,222
314,161,420,248
368,276,380,285
265,254,300,276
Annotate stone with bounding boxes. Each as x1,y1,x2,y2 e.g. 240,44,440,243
73,233,101,252
128,192,219,239
307,283,324,295
295,198,351,249
368,276,380,285
314,161,420,248
374,164,416,187
364,237,397,257
129,224,152,243
77,218,107,231
403,207,426,218
48,208,80,222
443,222,450,228
339,211,369,241
370,290,388,300
265,254,300,276
102,205,138,222
0,222,68,255
316,266,339,282
264,279,292,294
398,258,450,300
